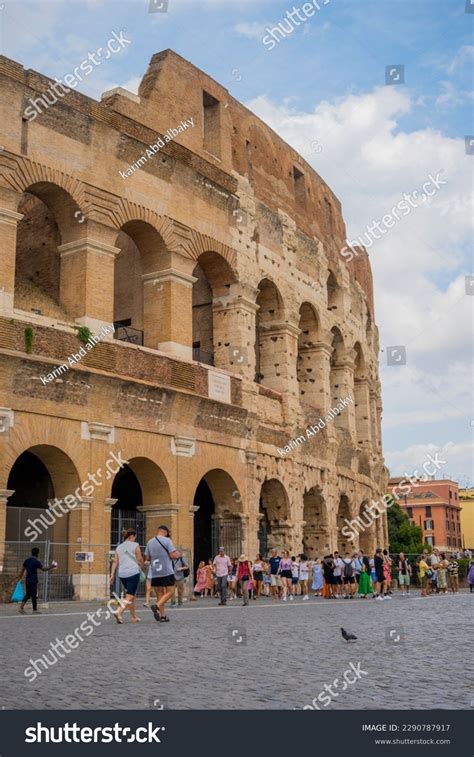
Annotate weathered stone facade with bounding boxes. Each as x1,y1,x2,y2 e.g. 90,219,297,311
0,50,388,598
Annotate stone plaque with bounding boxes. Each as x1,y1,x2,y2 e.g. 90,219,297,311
208,371,231,404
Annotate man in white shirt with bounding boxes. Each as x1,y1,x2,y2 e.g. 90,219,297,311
213,546,231,606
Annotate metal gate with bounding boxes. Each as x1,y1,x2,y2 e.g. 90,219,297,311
211,518,242,559
258,517,268,557
110,508,146,549
110,509,146,596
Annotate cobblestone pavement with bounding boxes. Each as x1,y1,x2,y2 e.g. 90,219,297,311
1,592,472,710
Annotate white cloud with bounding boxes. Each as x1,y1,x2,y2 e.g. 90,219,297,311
435,80,474,108
385,441,474,487
444,44,474,75
234,21,270,42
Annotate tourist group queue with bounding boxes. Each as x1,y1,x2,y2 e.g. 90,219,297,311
16,528,474,621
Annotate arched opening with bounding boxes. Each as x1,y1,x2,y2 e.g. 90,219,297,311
192,251,236,367
110,456,171,547
259,478,290,553
327,270,342,312
14,184,80,319
354,342,370,448
193,469,242,570
329,326,348,430
255,279,285,388
114,220,168,348
336,494,352,553
297,302,320,407
358,501,376,555
302,487,330,558
6,445,81,599
110,465,144,547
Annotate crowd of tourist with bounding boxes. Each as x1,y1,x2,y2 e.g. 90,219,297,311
190,547,473,604
16,526,474,620
112,528,474,622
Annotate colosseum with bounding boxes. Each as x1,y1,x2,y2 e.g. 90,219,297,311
0,49,388,600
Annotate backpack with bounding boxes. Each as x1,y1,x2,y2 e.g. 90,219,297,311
343,560,354,578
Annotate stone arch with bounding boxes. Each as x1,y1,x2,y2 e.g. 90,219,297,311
113,219,169,348
193,468,243,568
259,478,291,553
110,456,171,545
297,302,321,407
255,278,285,388
358,500,377,555
302,486,330,558
114,200,237,273
13,181,86,318
192,250,238,366
5,445,82,588
1,155,86,220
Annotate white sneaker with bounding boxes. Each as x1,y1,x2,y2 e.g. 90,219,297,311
376,595,384,601
289,595,294,601
282,596,287,601
303,595,309,601
384,595,392,600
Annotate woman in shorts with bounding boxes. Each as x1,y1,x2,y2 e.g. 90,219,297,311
109,528,144,624
290,556,299,599
252,554,264,599
277,550,293,601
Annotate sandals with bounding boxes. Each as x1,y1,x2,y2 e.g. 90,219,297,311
150,604,170,622
131,617,141,623
114,614,124,624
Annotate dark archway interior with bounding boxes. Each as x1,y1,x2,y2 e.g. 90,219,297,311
193,478,215,570
7,451,53,508
110,465,144,546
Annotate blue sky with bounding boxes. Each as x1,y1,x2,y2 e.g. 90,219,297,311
0,0,473,484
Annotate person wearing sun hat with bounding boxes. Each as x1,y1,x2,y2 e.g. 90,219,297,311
236,554,252,606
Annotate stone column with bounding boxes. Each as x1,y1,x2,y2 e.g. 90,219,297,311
244,450,259,557
330,354,356,439
67,497,93,600
139,504,180,543
212,283,259,381
370,382,382,454
298,341,332,412
142,268,197,358
58,238,120,333
0,207,23,316
0,489,14,568
354,378,372,447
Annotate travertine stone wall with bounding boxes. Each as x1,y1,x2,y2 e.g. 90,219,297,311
0,50,387,597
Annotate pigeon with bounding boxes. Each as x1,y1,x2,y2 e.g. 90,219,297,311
341,627,357,642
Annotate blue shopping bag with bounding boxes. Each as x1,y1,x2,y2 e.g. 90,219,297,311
11,580,24,602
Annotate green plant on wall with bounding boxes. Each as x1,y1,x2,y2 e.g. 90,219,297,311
24,326,33,354
76,326,92,345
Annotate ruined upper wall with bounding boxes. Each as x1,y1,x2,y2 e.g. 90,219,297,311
0,49,373,311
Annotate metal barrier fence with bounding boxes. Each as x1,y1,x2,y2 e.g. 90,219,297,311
0,541,194,603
